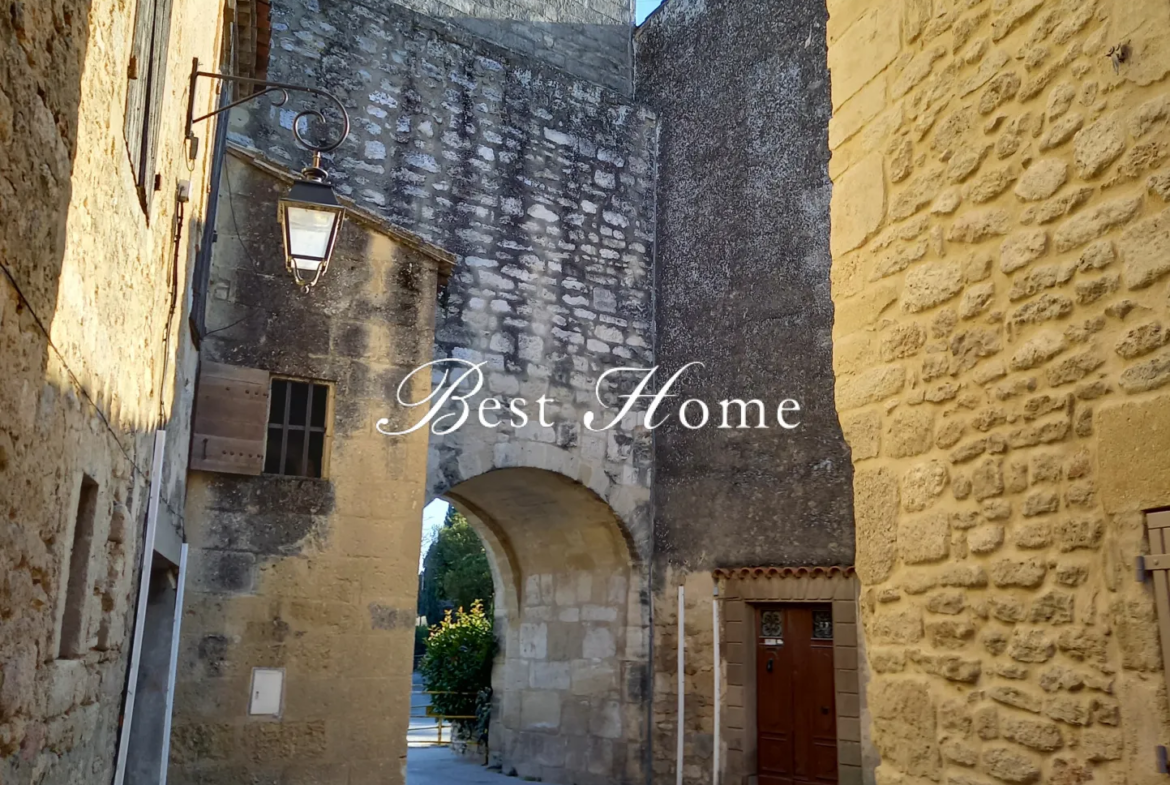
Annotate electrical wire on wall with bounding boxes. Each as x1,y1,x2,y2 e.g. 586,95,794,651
196,155,264,341
157,192,186,427
0,262,186,523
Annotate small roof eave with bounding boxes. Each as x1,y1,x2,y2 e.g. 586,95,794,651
225,144,456,286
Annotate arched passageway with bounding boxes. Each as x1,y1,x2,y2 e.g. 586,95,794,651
443,468,648,785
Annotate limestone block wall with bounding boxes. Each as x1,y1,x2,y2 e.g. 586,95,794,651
827,0,1170,781
392,0,634,92
234,0,658,558
170,153,444,785
0,1,224,783
447,470,648,784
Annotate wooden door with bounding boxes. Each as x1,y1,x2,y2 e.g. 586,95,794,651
756,604,838,785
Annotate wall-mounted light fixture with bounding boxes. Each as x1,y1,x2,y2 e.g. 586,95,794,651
278,160,346,289
185,58,351,291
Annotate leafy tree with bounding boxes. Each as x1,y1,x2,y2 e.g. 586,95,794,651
419,506,493,624
419,601,497,740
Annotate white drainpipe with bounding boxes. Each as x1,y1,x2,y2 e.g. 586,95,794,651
713,583,720,785
677,584,685,785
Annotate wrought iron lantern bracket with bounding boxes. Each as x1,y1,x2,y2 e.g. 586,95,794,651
185,58,350,159
185,58,351,292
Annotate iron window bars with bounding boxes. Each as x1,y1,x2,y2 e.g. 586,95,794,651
265,379,329,477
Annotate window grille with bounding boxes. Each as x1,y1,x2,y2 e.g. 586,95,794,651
265,379,329,478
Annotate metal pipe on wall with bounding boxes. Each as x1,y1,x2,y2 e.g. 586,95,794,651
713,584,720,785
677,584,685,785
158,543,189,785
113,431,166,785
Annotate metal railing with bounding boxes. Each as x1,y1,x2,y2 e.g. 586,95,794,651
409,690,477,747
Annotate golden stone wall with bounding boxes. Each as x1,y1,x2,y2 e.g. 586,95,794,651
169,153,444,785
828,0,1170,781
1,1,225,782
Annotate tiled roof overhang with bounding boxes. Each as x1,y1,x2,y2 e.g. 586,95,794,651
712,565,856,580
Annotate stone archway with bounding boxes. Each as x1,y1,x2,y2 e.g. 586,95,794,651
440,466,648,785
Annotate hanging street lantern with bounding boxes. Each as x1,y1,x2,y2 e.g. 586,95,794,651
278,158,346,289
185,58,352,291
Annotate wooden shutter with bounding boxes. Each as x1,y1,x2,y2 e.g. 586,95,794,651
124,0,155,187
123,0,174,198
1145,512,1170,687
1141,510,1170,772
140,0,174,195
189,362,270,474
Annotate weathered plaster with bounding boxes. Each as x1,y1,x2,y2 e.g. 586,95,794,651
636,0,855,780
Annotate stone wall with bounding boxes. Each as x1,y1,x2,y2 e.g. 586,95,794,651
0,0,224,782
828,0,1170,781
234,0,658,558
636,0,852,577
392,0,633,92
447,470,649,784
169,151,445,785
225,6,659,780
635,0,855,781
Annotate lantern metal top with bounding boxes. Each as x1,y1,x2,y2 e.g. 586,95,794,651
285,163,341,208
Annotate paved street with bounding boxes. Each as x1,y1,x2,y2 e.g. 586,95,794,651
407,671,443,746
407,747,516,784
407,672,516,782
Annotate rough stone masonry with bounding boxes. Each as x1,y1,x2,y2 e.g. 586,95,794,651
390,0,634,92
0,0,225,782
210,0,860,782
233,0,658,553
827,0,1170,781
216,1,660,783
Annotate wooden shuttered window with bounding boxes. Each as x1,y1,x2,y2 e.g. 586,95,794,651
1145,512,1170,690
1140,509,1170,772
124,0,175,208
189,362,270,475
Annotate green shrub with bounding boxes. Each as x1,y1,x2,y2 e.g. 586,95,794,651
419,601,497,740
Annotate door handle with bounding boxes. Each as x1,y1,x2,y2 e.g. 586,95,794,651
766,659,773,672
821,706,829,715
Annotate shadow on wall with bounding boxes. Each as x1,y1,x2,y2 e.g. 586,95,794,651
1,6,94,777
1,2,176,784
2,0,216,781
1,1,90,350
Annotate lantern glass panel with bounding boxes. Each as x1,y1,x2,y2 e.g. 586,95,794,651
285,204,337,262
